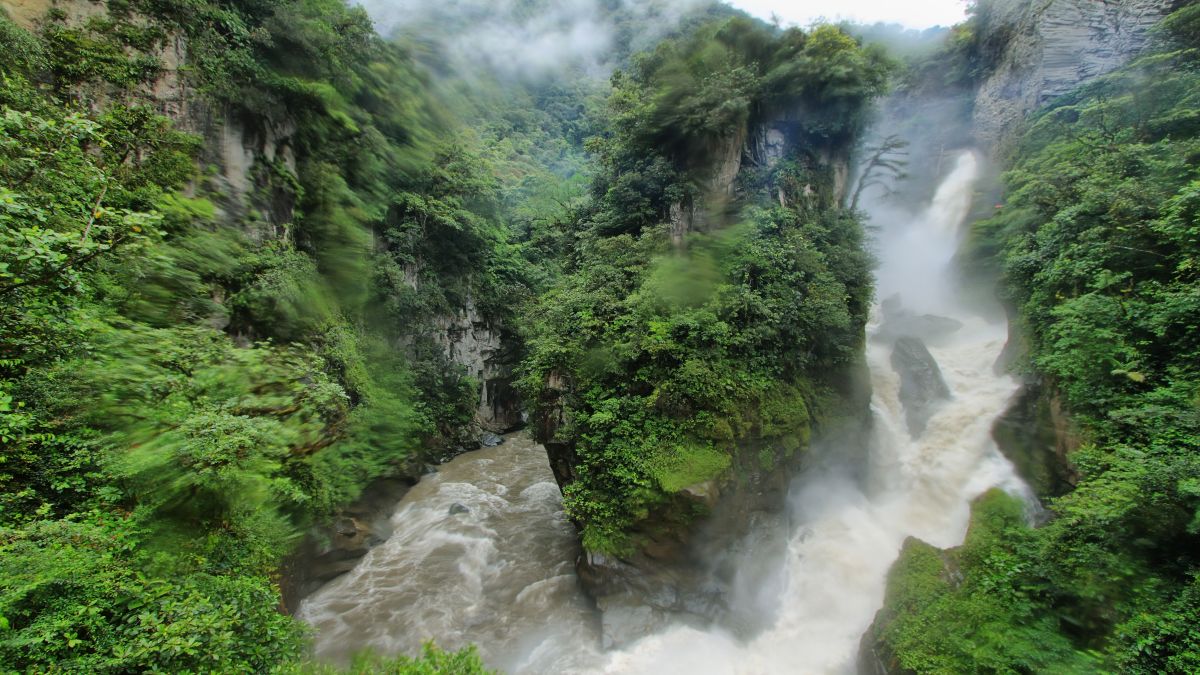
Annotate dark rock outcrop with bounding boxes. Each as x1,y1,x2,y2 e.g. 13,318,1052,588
992,381,1080,500
280,477,412,611
574,449,799,648
877,296,964,345
891,337,951,437
536,370,578,492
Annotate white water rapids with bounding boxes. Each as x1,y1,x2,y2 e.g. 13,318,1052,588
299,151,1032,674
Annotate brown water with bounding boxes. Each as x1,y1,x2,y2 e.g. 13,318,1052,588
297,434,603,672
299,152,1032,674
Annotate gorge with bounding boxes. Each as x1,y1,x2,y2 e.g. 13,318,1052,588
1,0,1198,673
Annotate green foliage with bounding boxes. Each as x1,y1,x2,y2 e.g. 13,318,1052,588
884,5,1200,671
0,0,519,669
297,643,494,675
0,519,304,672
522,18,879,554
612,18,892,170
876,491,1096,674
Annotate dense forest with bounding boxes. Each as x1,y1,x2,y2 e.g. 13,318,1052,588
0,0,522,669
1,0,1199,672
522,17,887,555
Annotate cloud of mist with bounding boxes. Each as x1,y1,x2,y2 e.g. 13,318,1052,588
354,0,712,79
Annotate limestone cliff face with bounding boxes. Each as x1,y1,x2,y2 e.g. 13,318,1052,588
973,0,1173,152
427,299,523,434
669,114,851,245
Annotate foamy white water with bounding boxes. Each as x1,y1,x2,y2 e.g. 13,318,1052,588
598,152,1028,675
299,151,1030,675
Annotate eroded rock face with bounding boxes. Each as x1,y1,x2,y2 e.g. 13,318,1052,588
422,298,524,434
974,0,1172,152
561,434,825,648
533,362,817,646
891,336,951,437
992,381,1081,500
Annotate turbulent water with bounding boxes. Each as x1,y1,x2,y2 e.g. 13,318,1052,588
299,151,1031,674
297,435,603,673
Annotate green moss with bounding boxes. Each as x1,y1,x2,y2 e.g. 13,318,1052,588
648,444,731,493
881,538,951,618
877,490,1095,675
757,447,776,472
759,381,812,440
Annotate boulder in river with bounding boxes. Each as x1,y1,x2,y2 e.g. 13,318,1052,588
877,313,964,344
448,503,470,516
891,336,951,437
480,431,504,448
877,295,963,344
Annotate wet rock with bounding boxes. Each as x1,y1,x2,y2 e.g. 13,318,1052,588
334,517,359,538
877,313,964,344
311,557,362,584
448,503,470,516
877,296,963,344
600,605,668,650
891,337,951,437
992,383,1079,500
289,519,378,595
480,431,504,448
280,479,411,611
681,480,720,510
857,625,914,675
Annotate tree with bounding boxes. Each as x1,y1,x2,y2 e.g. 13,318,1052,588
850,134,909,210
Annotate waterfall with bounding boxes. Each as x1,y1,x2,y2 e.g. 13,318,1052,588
597,151,1029,674
298,151,1030,674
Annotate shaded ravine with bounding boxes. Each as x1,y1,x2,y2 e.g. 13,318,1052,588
299,151,1032,674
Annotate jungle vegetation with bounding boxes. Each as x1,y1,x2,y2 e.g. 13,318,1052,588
870,4,1200,672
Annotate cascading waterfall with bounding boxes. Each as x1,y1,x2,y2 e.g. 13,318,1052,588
599,151,1029,674
298,151,1032,674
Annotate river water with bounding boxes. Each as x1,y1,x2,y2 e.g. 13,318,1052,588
299,151,1031,673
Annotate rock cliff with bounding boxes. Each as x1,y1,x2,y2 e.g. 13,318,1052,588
973,0,1174,152
426,299,523,434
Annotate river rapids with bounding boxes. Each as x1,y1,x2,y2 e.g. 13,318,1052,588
298,151,1032,674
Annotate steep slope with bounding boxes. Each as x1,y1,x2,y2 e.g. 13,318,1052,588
0,0,526,669
864,3,1200,672
523,17,888,643
972,0,1174,151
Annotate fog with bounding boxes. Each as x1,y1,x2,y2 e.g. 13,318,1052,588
728,0,968,30
355,0,714,78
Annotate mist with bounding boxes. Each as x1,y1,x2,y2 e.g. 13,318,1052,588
354,0,718,79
